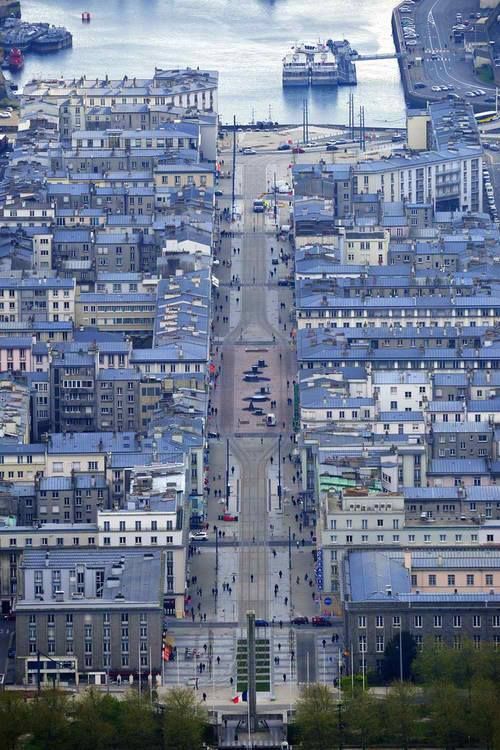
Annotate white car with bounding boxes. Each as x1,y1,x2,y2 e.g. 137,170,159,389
189,531,208,541
465,91,476,97
0,112,10,119
431,85,441,92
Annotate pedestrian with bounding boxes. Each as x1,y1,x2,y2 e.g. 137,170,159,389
204,643,208,652
278,643,281,651
232,574,236,583
279,570,282,579
296,576,300,585
196,678,199,690
279,620,283,629
217,656,221,665
250,574,254,583
283,673,287,682
203,692,207,702
230,677,234,686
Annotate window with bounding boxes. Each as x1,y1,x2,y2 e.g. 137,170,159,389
433,615,442,628
375,615,384,628
393,616,401,628
358,635,367,653
428,574,436,586
486,574,493,586
376,635,384,653
448,574,455,586
414,615,423,628
453,615,462,628
466,574,474,586
358,615,366,628
473,615,481,628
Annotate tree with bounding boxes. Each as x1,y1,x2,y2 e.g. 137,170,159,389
26,689,72,750
381,631,417,683
469,678,500,750
294,684,339,750
426,681,467,750
0,691,29,750
162,687,207,750
383,682,418,750
120,692,161,750
343,688,381,749
71,687,121,750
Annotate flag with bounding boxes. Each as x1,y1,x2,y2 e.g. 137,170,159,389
231,691,248,703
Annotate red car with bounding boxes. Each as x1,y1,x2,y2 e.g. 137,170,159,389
312,616,333,627
292,147,305,154
222,513,238,522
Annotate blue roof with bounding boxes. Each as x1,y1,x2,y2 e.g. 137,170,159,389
346,551,410,602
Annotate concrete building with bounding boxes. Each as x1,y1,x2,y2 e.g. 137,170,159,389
15,548,164,685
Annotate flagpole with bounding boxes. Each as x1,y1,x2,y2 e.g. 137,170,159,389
247,691,252,748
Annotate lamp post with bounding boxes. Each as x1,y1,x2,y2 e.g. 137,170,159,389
214,525,219,617
277,434,282,511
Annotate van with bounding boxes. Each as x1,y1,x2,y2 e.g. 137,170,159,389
266,413,277,426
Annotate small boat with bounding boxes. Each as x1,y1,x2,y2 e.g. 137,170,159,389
8,47,23,72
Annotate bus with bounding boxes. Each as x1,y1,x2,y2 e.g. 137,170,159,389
475,111,498,124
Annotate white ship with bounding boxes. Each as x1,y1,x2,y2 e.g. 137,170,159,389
282,42,339,87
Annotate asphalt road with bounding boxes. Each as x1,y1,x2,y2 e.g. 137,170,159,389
402,0,496,103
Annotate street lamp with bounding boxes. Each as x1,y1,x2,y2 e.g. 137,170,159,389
277,434,282,510
214,525,219,617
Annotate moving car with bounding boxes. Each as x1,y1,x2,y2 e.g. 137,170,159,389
189,531,208,541
292,146,304,153
312,616,333,627
291,616,309,625
242,147,256,155
255,619,269,627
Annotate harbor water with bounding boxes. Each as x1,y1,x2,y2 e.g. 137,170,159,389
18,0,406,126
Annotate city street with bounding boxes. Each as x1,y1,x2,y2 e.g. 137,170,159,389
163,149,341,700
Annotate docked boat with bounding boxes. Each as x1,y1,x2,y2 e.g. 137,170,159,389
32,26,73,53
0,19,72,56
282,42,339,87
8,47,23,72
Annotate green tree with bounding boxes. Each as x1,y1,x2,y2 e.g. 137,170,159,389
343,688,381,749
381,631,417,683
426,681,467,750
294,684,339,750
470,678,500,750
26,689,72,750
383,682,418,750
162,687,207,750
120,691,161,750
71,687,121,750
0,691,30,750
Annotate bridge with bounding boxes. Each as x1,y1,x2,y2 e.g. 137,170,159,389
351,52,404,61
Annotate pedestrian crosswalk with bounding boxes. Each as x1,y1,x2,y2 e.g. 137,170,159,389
316,633,342,686
162,629,236,690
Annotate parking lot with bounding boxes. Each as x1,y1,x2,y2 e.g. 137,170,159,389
397,0,497,106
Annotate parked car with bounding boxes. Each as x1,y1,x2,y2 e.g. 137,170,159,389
255,619,269,627
277,143,291,150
